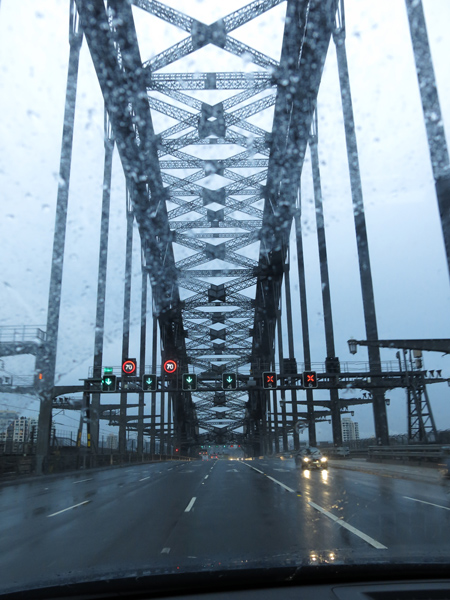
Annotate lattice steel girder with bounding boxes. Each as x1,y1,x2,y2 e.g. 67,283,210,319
160,134,270,157
147,72,273,90
167,193,264,221
75,0,181,316
252,0,335,359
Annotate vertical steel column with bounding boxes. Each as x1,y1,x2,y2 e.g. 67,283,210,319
119,190,133,455
333,1,389,444
276,313,288,451
160,373,166,454
167,391,172,455
309,110,343,446
150,309,157,454
269,318,279,453
284,262,299,450
36,2,82,474
137,265,147,456
271,386,280,454
91,109,114,455
294,204,316,447
405,0,450,277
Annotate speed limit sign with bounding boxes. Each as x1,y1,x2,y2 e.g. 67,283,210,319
122,358,137,375
163,359,177,375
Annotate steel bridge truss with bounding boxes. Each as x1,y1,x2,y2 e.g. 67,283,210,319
28,0,449,469
69,0,339,452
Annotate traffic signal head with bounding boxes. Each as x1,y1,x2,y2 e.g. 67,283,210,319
182,373,197,391
222,372,237,390
101,374,117,392
303,371,318,388
263,371,277,389
142,374,157,391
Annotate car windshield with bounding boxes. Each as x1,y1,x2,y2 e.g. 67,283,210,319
1,0,450,594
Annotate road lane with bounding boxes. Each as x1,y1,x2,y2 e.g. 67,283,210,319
1,457,450,592
246,458,450,557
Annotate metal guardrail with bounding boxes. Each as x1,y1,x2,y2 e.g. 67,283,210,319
88,360,402,378
0,375,35,388
368,445,450,464
0,326,46,343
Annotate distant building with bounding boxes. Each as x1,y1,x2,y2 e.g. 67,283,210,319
341,418,360,442
106,433,118,450
0,415,37,445
0,410,19,439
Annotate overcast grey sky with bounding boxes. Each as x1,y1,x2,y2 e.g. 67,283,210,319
1,0,450,440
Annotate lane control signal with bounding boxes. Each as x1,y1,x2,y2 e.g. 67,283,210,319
303,371,318,388
101,374,117,392
182,373,197,391
222,373,237,390
263,372,277,389
142,374,157,391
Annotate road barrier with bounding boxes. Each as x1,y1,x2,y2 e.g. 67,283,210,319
368,445,450,469
0,452,196,479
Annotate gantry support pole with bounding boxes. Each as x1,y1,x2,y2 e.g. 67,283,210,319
151,312,157,454
167,388,172,455
36,3,82,474
284,259,299,450
333,0,389,444
91,109,114,456
405,0,450,279
276,312,288,452
137,266,147,456
294,203,316,447
309,109,343,446
160,372,166,454
119,191,133,455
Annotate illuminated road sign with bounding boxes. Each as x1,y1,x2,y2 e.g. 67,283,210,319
163,359,178,375
122,358,137,375
182,373,197,391
303,371,318,388
263,372,277,389
101,375,117,392
222,372,237,390
142,374,157,391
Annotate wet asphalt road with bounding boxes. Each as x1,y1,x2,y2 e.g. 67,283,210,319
1,458,450,590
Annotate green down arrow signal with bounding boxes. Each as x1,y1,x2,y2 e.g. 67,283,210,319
186,376,193,384
146,378,152,385
105,378,112,386
227,376,233,383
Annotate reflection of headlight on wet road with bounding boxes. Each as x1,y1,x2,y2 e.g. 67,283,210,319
321,469,328,482
303,469,311,478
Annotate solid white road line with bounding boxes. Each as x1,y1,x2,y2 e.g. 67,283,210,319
72,478,93,484
403,496,450,511
265,474,296,493
308,501,387,550
241,462,295,492
47,501,91,518
139,476,151,481
185,497,197,512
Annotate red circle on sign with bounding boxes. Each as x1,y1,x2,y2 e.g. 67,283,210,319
164,359,177,374
122,360,136,374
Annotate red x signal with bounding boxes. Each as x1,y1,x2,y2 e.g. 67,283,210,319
303,371,318,388
263,372,277,389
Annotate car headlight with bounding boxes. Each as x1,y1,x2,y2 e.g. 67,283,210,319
303,457,310,462
320,457,327,462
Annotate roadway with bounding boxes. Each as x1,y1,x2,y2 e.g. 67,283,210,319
1,458,450,591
